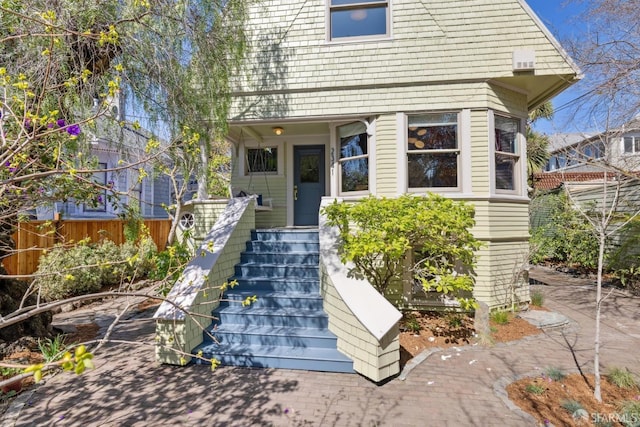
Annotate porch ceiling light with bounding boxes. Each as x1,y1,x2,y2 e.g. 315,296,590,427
272,127,284,136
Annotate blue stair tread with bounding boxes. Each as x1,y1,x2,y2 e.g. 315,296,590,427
215,306,327,317
208,324,335,338
197,342,352,363
224,290,321,298
242,251,319,256
230,276,319,283
236,262,318,267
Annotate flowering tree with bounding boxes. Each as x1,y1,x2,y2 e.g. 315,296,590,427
0,0,251,384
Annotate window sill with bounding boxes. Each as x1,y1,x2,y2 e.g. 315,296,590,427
325,36,393,46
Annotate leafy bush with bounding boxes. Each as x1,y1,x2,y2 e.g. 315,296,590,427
35,238,158,301
560,399,584,414
545,367,565,381
36,243,103,301
530,290,544,307
618,400,640,427
322,194,480,309
530,192,599,269
525,383,545,395
490,310,510,325
607,367,638,389
150,243,192,295
401,313,422,334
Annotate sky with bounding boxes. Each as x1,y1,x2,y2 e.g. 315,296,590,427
523,0,589,135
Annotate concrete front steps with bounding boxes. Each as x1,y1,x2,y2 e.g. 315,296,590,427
193,229,354,373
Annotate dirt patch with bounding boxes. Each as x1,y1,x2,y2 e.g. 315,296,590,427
137,297,162,312
507,373,640,426
63,323,101,346
399,310,542,368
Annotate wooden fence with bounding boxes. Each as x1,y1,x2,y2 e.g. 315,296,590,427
2,219,172,277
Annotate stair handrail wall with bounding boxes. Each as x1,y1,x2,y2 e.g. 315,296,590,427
154,197,256,365
319,198,402,382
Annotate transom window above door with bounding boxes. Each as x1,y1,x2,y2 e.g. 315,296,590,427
328,0,389,41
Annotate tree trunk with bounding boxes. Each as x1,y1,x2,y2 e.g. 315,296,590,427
594,228,605,402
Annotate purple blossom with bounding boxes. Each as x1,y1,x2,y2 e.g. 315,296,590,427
66,124,81,136
97,195,103,204
56,119,66,127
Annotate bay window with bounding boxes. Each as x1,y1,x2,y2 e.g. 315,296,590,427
338,122,369,193
494,115,520,191
407,113,459,190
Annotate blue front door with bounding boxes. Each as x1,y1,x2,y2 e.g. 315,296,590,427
294,146,325,226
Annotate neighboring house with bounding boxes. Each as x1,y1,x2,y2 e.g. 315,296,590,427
544,117,640,173
36,99,172,221
226,0,580,309
155,0,581,382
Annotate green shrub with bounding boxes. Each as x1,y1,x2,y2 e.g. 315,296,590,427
530,290,544,307
529,192,599,269
150,243,192,295
607,367,638,389
560,399,584,414
36,243,102,301
525,383,545,395
618,400,640,427
545,367,565,381
94,240,127,286
35,238,158,301
322,194,480,309
37,335,67,363
401,313,422,334
490,310,510,325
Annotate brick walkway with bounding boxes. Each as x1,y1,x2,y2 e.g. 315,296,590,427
4,267,639,426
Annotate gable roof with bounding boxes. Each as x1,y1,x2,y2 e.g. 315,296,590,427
233,0,582,120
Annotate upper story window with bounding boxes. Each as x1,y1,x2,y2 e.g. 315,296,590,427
494,116,521,192
338,122,369,193
329,0,389,41
407,113,459,190
623,136,640,154
246,147,278,174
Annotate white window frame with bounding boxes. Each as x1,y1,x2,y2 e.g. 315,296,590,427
336,120,371,195
240,140,284,178
490,112,526,196
404,111,462,193
622,135,640,155
326,0,391,42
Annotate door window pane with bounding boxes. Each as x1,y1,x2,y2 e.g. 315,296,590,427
300,154,319,183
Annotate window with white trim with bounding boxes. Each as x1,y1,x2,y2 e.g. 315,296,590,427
407,113,459,190
494,115,520,191
338,122,369,193
328,0,389,41
246,147,278,175
623,136,640,154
